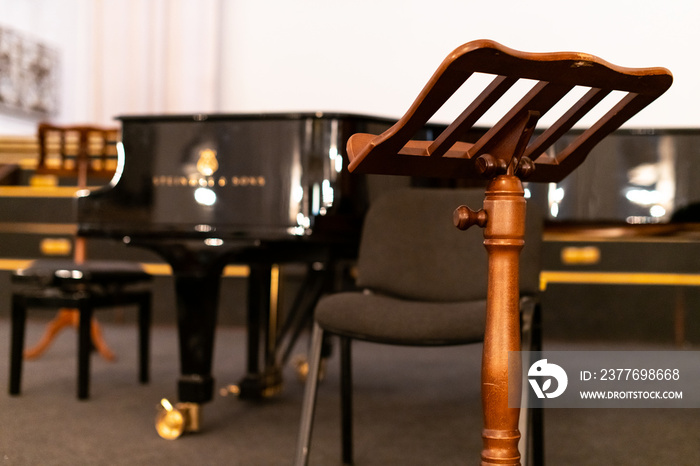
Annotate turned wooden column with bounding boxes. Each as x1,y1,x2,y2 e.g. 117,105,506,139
455,174,525,465
481,175,525,465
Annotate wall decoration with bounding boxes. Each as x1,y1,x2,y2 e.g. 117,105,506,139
0,25,59,117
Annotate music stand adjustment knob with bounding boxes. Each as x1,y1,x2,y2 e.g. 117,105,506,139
515,156,536,179
453,205,487,230
475,154,507,178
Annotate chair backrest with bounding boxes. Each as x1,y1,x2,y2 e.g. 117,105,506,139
36,123,119,181
356,187,541,302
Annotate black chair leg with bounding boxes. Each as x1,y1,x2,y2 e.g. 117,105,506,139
77,303,93,400
138,292,151,384
529,302,545,466
519,298,545,465
529,406,545,465
294,322,325,466
340,336,353,465
9,295,26,395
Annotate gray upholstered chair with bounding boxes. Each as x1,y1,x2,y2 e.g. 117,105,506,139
294,187,543,465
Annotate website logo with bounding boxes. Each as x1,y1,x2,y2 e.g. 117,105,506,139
528,359,568,399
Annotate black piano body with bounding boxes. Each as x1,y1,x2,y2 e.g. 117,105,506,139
77,112,441,405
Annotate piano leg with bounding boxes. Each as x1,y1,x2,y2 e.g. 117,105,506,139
277,262,340,382
276,263,329,367
235,261,345,397
174,273,221,404
164,249,348,405
235,263,284,399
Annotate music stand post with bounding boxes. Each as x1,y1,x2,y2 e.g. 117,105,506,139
347,40,671,465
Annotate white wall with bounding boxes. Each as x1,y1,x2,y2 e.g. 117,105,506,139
220,0,697,128
89,0,223,124
1,0,698,135
0,0,223,135
0,0,91,134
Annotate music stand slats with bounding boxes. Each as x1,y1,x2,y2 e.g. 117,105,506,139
347,39,673,182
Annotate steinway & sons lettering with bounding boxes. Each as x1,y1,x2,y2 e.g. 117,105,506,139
152,175,266,188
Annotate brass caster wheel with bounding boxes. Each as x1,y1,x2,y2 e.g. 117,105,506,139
155,398,201,440
219,385,240,397
291,354,327,383
219,371,284,400
292,355,310,383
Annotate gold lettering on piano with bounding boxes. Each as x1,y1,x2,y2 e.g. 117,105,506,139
152,175,266,188
196,148,219,176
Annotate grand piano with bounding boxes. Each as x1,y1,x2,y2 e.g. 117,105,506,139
76,112,441,431
540,128,700,345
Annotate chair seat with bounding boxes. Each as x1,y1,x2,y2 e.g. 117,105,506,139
315,291,487,346
12,259,151,291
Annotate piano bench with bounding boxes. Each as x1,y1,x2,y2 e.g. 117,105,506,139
8,260,152,400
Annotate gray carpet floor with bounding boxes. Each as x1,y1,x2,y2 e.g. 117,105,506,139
1,318,699,465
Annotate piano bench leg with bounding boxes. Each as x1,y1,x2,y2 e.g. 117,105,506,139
8,291,152,400
138,291,151,385
9,294,27,396
77,302,93,400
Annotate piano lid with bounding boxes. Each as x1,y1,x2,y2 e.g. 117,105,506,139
546,128,700,225
76,112,439,241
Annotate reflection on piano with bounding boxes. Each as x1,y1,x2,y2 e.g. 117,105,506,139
76,112,440,428
547,129,700,224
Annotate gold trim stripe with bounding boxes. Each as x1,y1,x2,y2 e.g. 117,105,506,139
0,186,98,198
543,234,700,244
0,259,248,277
540,271,700,291
0,222,76,235
0,259,33,270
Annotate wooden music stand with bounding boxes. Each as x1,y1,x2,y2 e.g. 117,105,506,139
346,40,672,465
